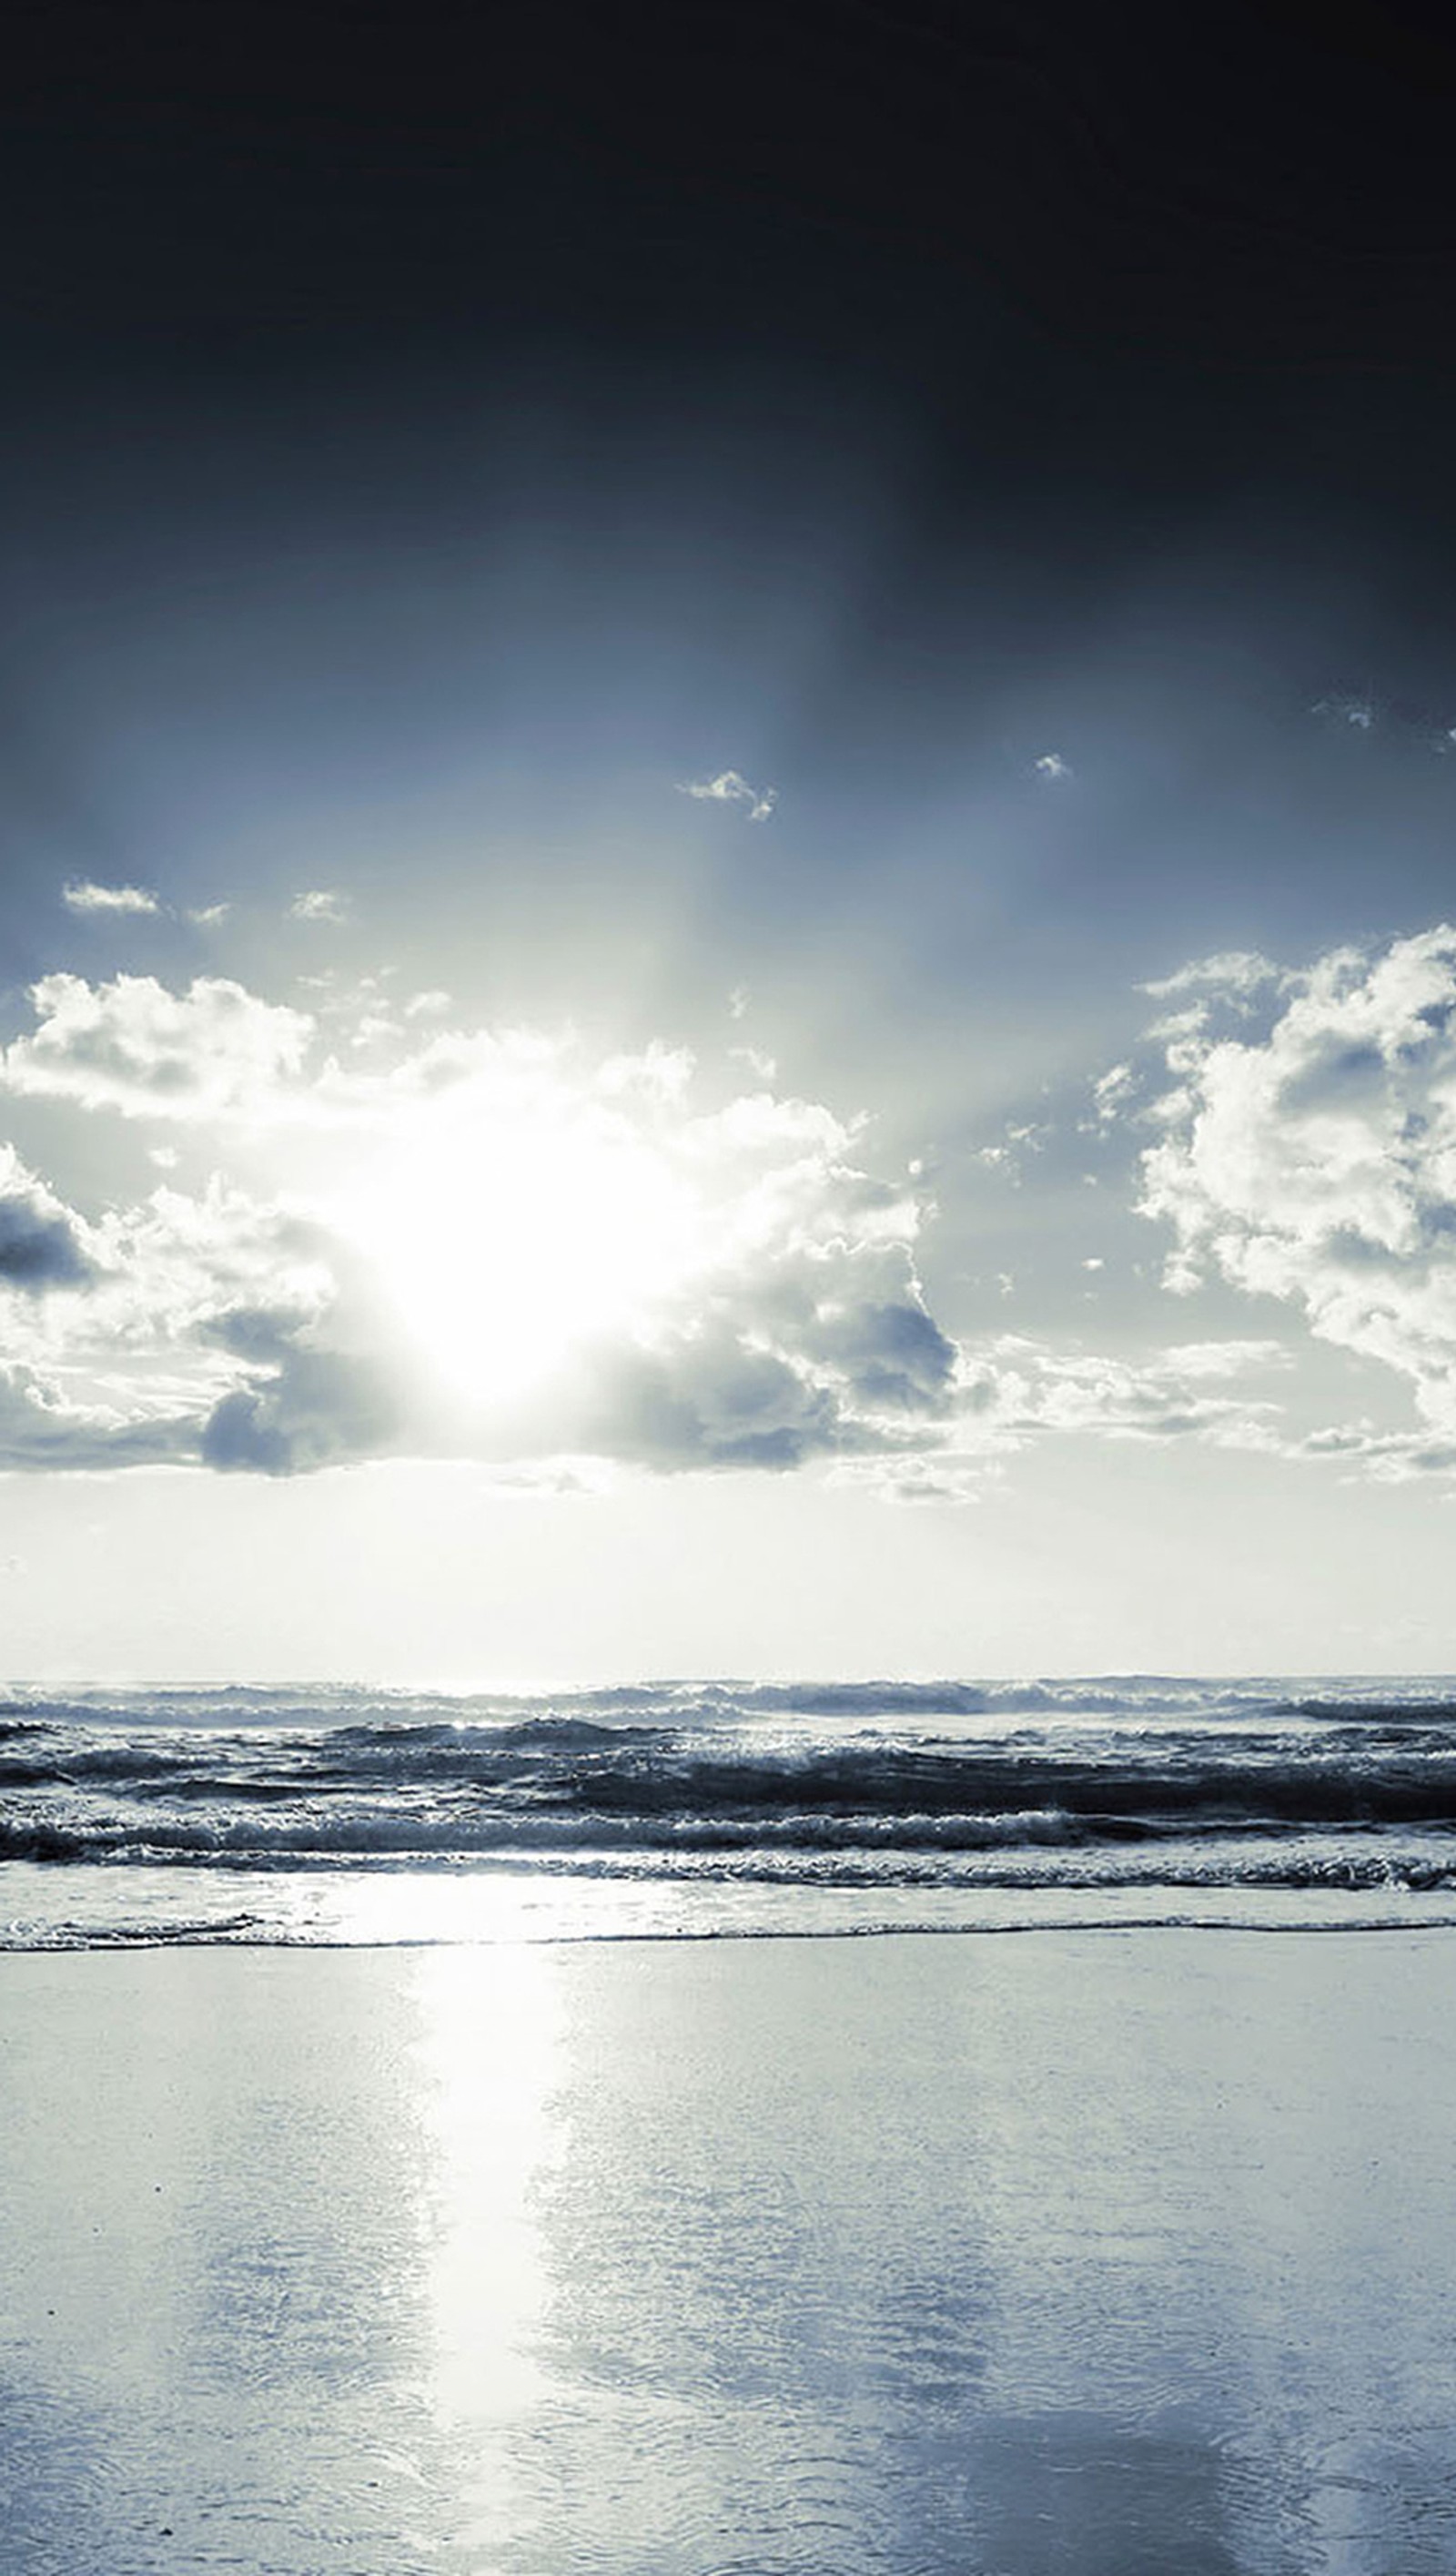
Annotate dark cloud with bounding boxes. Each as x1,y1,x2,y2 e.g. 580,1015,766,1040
201,1345,403,1476
564,1331,844,1475
809,1299,957,1415
0,1191,93,1292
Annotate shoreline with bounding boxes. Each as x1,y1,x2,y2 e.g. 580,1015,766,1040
11,1907,1456,1951
9,1847,1456,1952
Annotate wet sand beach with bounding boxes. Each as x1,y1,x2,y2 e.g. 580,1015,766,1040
4,1930,1454,2574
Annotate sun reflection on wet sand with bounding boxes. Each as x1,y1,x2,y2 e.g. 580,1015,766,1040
410,1946,566,2560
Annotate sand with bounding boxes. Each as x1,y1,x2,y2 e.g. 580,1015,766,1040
3,1929,1455,2574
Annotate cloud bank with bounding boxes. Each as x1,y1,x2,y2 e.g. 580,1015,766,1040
0,975,960,1476
15,932,1455,1490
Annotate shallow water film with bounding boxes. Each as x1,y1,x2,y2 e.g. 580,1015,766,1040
3,1932,1454,2573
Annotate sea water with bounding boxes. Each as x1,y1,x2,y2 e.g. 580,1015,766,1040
4,1672,1456,1949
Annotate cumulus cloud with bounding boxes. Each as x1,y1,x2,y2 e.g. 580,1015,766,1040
680,770,777,821
1138,925,1456,1462
288,887,349,922
63,880,161,916
2,976,315,1121
1033,751,1072,781
0,1170,367,1472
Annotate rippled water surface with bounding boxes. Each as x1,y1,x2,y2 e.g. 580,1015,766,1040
4,1932,1455,2574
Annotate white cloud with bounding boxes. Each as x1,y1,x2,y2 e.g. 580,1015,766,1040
1033,751,1072,781
0,1362,195,1471
1140,950,1282,1003
1137,925,1456,1461
3,976,316,1122
288,887,349,922
956,1335,1288,1451
973,1117,1050,1181
680,770,777,821
833,1334,1291,1501
62,880,161,916
1091,1060,1138,1122
828,1452,991,1506
187,902,231,928
731,1044,776,1080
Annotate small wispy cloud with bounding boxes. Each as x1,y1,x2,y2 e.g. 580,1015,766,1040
187,902,231,928
288,888,349,924
680,770,777,822
63,881,160,917
1140,950,1281,1003
1091,1060,1138,1123
1309,684,1456,755
731,1045,776,1080
1033,751,1072,782
1311,693,1375,731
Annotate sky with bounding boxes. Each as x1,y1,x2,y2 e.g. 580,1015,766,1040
5,1,1456,1678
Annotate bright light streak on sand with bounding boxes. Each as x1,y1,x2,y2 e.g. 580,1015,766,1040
412,1947,564,2473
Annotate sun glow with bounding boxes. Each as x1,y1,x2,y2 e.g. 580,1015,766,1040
334,1070,704,1406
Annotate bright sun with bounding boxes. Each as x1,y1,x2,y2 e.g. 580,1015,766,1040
333,1076,702,1407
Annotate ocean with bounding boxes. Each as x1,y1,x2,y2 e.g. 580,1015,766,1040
8,1679,1456,2571
6,1672,1456,1950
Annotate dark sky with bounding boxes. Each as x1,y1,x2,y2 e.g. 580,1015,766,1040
9,2,1456,483
5,1,1456,992
8,4,1456,1075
